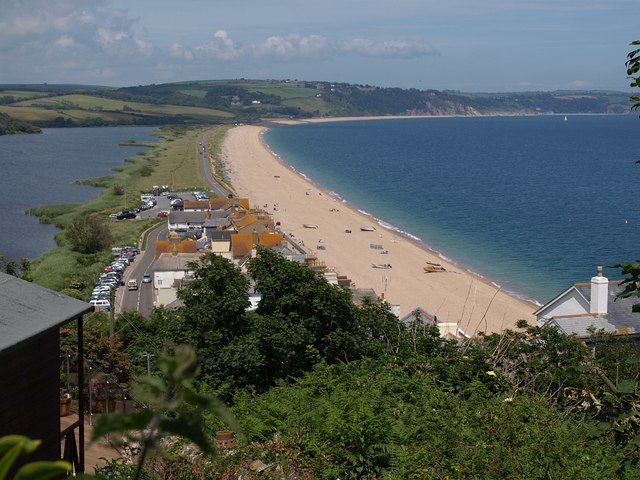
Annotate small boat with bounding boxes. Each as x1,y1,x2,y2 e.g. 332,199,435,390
372,263,392,269
303,224,319,229
360,227,375,232
564,116,568,121
424,262,446,273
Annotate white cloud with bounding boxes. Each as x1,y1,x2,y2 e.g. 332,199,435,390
170,43,193,61
135,38,154,55
94,27,153,56
54,34,76,48
252,34,327,60
341,38,438,58
196,30,241,61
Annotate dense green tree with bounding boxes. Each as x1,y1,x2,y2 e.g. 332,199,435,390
65,214,112,254
233,357,628,479
178,252,250,338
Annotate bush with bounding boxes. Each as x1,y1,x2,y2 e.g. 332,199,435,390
66,214,112,254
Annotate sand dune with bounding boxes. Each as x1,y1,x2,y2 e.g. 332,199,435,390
222,123,536,335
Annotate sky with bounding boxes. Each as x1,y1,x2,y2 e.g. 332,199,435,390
0,0,637,92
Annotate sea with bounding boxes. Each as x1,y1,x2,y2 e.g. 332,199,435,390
263,115,640,305
0,126,158,262
1,118,637,305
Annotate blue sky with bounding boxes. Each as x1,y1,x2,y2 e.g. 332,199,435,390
1,0,637,92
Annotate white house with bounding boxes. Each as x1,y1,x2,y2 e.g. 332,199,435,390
151,252,203,308
534,266,640,339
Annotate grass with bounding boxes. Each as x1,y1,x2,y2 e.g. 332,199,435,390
2,93,234,126
13,94,233,118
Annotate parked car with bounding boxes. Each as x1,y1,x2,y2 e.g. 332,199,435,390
157,210,169,218
116,210,136,220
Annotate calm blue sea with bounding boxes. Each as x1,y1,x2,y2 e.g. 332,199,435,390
0,126,157,262
264,115,640,304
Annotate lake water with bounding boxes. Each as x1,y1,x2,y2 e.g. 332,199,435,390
264,115,640,304
0,126,157,261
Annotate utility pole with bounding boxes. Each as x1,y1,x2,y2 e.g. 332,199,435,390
145,353,154,376
109,286,115,344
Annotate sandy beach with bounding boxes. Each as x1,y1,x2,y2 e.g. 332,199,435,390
222,121,536,335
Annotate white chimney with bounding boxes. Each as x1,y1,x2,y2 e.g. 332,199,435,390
590,266,608,314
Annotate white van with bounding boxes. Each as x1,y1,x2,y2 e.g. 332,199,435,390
127,279,138,291
89,299,111,311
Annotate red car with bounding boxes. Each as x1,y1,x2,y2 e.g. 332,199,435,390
157,210,170,218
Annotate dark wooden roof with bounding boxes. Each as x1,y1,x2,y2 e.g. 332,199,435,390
0,273,92,356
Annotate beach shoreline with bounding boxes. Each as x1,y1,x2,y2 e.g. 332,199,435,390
223,120,537,334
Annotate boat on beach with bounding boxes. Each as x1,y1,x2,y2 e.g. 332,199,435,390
424,261,446,273
303,224,319,229
372,263,392,269
361,226,375,232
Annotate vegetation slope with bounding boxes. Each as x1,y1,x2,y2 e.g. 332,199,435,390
0,80,632,133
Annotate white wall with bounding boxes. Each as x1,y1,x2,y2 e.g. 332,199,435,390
535,288,590,324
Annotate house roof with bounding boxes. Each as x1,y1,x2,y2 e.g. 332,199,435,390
544,280,640,337
208,230,234,241
0,272,92,356
231,234,253,258
204,218,230,229
155,239,198,258
258,232,285,248
168,211,209,224
183,200,210,210
232,214,258,230
153,252,203,271
400,307,437,325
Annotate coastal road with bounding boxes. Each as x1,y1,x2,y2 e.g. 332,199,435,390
116,130,232,317
117,223,168,317
198,132,232,198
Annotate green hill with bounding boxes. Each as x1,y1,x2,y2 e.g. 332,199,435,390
0,80,633,134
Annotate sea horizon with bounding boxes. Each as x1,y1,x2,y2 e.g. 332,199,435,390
263,114,640,305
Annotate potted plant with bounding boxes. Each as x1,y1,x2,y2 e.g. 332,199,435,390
60,388,72,417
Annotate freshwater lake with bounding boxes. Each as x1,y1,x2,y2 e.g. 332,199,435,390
0,126,158,261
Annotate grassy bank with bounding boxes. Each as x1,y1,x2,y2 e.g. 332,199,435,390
28,124,231,294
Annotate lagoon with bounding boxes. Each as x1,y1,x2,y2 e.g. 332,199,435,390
0,126,157,261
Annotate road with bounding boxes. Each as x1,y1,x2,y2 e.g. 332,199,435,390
116,130,232,316
198,132,232,199
117,222,167,316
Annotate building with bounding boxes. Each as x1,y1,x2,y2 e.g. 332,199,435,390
400,307,468,340
150,252,203,308
534,266,640,342
0,272,92,472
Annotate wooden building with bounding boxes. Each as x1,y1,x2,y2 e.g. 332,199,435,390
0,272,92,472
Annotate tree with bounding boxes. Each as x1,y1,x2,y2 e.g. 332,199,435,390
177,252,250,338
65,214,112,254
611,42,640,311
626,40,640,110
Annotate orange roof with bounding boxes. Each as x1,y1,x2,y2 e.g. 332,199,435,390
209,198,232,210
207,197,250,211
231,234,253,258
183,200,210,210
232,214,258,230
259,232,284,247
154,239,198,258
